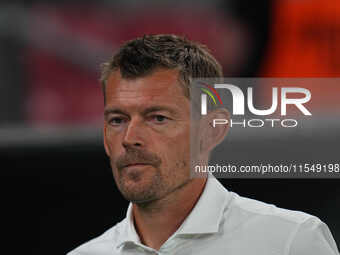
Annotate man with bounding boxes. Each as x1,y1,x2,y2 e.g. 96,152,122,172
67,34,339,255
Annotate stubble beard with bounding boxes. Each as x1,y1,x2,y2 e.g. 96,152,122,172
112,162,165,204
110,157,191,206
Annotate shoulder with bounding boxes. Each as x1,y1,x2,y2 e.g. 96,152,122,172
228,192,314,225
223,192,339,254
209,177,318,234
66,219,126,255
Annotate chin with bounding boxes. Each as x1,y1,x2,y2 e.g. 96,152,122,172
119,178,160,203
122,189,159,204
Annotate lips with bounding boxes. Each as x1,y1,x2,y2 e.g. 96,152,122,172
123,163,151,168
116,149,162,171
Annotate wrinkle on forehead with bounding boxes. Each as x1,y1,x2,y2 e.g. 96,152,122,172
106,69,187,101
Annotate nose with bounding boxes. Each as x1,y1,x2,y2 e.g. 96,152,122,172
122,118,145,149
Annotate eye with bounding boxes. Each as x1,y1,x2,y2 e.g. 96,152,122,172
109,117,126,126
151,115,168,123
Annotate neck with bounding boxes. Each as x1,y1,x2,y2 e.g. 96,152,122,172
132,177,207,251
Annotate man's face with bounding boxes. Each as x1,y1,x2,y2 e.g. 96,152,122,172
103,69,192,204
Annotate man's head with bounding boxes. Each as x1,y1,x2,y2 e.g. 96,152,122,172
100,34,223,104
102,34,228,204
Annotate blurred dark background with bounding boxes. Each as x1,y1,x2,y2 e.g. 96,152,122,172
1,0,339,254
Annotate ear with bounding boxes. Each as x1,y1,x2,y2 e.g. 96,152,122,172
199,108,230,155
103,124,111,157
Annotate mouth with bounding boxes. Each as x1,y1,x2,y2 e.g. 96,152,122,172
123,163,151,168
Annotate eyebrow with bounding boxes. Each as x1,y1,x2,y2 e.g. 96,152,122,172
141,106,178,116
104,106,179,118
104,108,128,117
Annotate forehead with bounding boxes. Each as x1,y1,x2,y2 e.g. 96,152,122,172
105,69,189,108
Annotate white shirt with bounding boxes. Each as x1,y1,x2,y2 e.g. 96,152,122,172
67,176,339,255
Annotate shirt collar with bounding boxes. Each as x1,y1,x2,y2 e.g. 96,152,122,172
116,175,231,248
116,203,141,249
175,175,231,235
